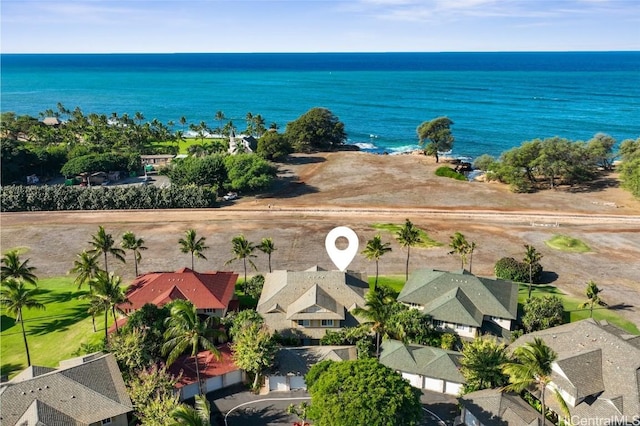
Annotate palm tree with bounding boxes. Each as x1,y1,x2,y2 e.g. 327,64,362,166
88,226,126,274
69,250,101,289
179,229,209,271
162,300,225,395
1,279,46,366
90,271,128,339
226,235,257,292
352,286,397,359
1,250,38,286
121,231,147,276
523,245,543,299
396,219,422,281
460,336,509,392
502,337,569,422
362,234,392,289
214,110,225,136
171,395,211,426
257,237,276,273
578,280,607,318
448,232,476,271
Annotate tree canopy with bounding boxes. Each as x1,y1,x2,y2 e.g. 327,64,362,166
305,359,423,426
285,107,347,151
417,116,454,163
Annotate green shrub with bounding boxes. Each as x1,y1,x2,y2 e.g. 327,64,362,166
435,166,467,181
494,257,542,283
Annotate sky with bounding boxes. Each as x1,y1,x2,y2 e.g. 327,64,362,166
1,0,639,53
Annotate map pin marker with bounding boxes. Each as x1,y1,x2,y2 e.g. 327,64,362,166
325,226,359,272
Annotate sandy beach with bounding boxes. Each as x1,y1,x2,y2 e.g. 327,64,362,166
2,151,640,325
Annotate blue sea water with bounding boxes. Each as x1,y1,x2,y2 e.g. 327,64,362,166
1,52,639,159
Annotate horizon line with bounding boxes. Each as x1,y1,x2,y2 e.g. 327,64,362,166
2,50,639,55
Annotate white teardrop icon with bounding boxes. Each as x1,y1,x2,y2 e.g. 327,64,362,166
325,226,359,272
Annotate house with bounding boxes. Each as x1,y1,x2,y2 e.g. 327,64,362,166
379,339,465,395
397,269,518,339
508,319,640,423
167,345,244,400
42,117,62,127
119,267,238,317
256,266,369,344
265,345,357,392
0,352,133,426
228,130,258,154
140,154,175,170
460,389,554,426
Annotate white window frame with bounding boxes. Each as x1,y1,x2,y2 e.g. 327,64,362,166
321,319,334,327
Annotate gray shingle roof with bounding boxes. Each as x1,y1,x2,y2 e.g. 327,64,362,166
461,388,554,426
270,346,357,376
397,269,518,324
0,353,132,426
379,339,465,384
509,319,640,421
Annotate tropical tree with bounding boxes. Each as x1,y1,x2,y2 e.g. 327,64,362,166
162,300,225,395
417,116,454,163
352,286,397,358
69,250,101,289
90,271,128,338
287,402,310,426
578,280,607,318
121,231,147,276
1,250,38,286
179,229,209,271
523,245,543,299
448,232,475,271
460,336,509,393
88,226,126,274
502,337,569,422
284,107,346,151
226,235,257,292
1,278,46,366
171,395,211,426
522,296,564,333
257,237,276,273
396,219,422,281
362,234,392,289
231,320,277,389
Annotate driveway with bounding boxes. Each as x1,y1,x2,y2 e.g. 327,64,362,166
208,385,460,426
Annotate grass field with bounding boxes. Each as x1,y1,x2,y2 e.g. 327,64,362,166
0,277,111,378
370,223,442,249
545,234,591,253
153,137,228,155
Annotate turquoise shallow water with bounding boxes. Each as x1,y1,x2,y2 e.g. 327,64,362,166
1,52,639,158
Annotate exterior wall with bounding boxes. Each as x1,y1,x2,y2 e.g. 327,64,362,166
487,316,512,330
292,319,339,328
434,320,478,339
89,414,129,426
197,308,226,318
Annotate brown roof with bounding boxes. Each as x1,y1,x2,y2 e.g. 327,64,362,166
120,267,237,312
168,345,238,388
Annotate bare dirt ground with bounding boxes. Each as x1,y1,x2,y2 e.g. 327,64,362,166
2,152,640,325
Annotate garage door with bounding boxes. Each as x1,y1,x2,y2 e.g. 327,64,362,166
269,375,288,391
206,376,223,392
290,376,306,390
401,372,423,389
444,381,463,396
423,377,444,393
225,370,243,386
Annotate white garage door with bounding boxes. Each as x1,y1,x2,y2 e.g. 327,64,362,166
401,372,423,388
181,383,199,400
444,381,463,396
205,376,223,392
269,375,288,391
290,376,306,390
423,377,444,393
225,370,243,386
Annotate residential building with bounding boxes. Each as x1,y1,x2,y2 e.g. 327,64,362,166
509,319,640,424
379,339,465,395
256,266,369,344
460,389,554,426
0,352,133,426
119,267,238,317
397,269,518,339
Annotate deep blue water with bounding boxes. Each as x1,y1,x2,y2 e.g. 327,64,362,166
1,52,639,158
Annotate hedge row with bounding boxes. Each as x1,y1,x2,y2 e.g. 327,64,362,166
0,184,216,212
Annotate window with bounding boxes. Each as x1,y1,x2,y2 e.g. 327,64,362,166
321,319,334,327
297,320,310,327
203,308,216,314
433,320,444,328
455,324,470,332
101,419,112,425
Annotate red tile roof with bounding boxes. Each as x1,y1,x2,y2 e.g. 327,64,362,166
120,268,238,313
169,344,239,388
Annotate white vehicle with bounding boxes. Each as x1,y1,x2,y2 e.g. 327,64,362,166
223,192,238,201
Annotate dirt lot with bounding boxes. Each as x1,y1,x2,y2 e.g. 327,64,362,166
2,152,640,325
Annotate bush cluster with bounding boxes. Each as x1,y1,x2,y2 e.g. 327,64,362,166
494,257,542,283
0,184,215,212
435,166,467,181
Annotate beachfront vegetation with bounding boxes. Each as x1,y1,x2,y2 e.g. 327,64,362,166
256,130,293,161
305,359,423,426
417,116,455,163
619,137,640,198
545,234,591,253
285,107,347,151
435,165,467,180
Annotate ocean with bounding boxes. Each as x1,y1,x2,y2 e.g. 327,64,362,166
1,52,639,159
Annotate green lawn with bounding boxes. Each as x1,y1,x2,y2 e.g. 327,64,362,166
518,283,638,334
545,234,591,253
370,275,406,294
370,223,442,249
1,277,112,378
153,137,228,155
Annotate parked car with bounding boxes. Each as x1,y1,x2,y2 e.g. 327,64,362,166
223,192,238,201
